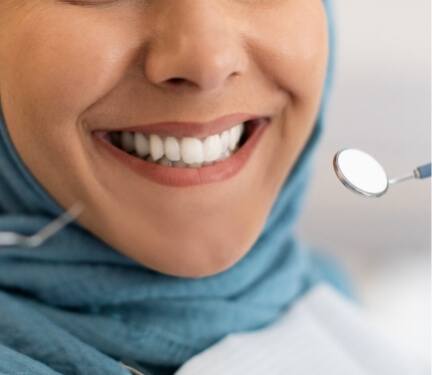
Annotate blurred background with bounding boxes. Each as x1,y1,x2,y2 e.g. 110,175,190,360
297,0,431,361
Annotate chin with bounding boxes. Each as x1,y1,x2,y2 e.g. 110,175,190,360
162,259,241,279
115,232,255,279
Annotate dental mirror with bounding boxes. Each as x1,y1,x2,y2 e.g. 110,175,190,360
0,201,84,247
333,148,431,198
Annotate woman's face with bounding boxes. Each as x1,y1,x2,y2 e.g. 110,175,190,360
0,0,328,277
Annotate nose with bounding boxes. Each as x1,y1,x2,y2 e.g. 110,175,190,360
142,2,247,92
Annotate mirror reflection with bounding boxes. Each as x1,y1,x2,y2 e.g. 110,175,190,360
334,149,388,196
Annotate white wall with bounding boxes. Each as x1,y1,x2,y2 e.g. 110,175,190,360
297,0,431,359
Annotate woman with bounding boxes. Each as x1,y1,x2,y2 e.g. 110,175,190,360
0,0,353,374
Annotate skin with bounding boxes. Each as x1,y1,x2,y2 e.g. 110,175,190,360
0,0,328,278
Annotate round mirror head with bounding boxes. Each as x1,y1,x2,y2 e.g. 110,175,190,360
333,149,389,197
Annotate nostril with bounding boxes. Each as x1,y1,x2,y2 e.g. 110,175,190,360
167,77,188,86
164,77,200,90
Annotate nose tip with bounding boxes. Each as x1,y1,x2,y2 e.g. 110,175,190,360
141,6,247,93
145,49,244,91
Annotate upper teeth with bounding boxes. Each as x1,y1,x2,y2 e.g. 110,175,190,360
115,123,245,166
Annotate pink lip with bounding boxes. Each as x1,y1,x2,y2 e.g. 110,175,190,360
97,113,268,139
92,117,271,187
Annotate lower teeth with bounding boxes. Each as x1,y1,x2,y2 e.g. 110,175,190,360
126,149,235,168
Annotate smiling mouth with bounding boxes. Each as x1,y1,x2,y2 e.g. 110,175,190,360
92,116,271,187
97,118,264,168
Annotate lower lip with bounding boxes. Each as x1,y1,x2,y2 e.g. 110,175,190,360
92,119,270,187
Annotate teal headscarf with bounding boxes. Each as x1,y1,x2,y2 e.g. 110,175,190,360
0,1,353,374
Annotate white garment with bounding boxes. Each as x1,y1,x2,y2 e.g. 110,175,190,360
173,283,429,375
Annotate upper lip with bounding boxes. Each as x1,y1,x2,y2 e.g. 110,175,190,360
97,113,270,139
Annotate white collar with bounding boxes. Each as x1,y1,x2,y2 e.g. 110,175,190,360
173,283,427,375
119,284,427,375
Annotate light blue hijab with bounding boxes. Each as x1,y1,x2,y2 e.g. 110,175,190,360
0,1,353,374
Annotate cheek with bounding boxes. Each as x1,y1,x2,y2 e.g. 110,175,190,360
2,7,135,122
0,7,144,206
244,2,328,177
248,3,328,102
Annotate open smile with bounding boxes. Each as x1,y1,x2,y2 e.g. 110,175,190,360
91,113,271,187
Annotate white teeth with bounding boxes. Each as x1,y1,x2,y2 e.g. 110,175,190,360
181,137,204,164
188,162,203,168
203,134,222,162
229,123,244,151
149,134,164,161
121,132,135,153
221,149,231,160
221,130,230,153
164,137,181,162
112,122,246,167
134,133,150,157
